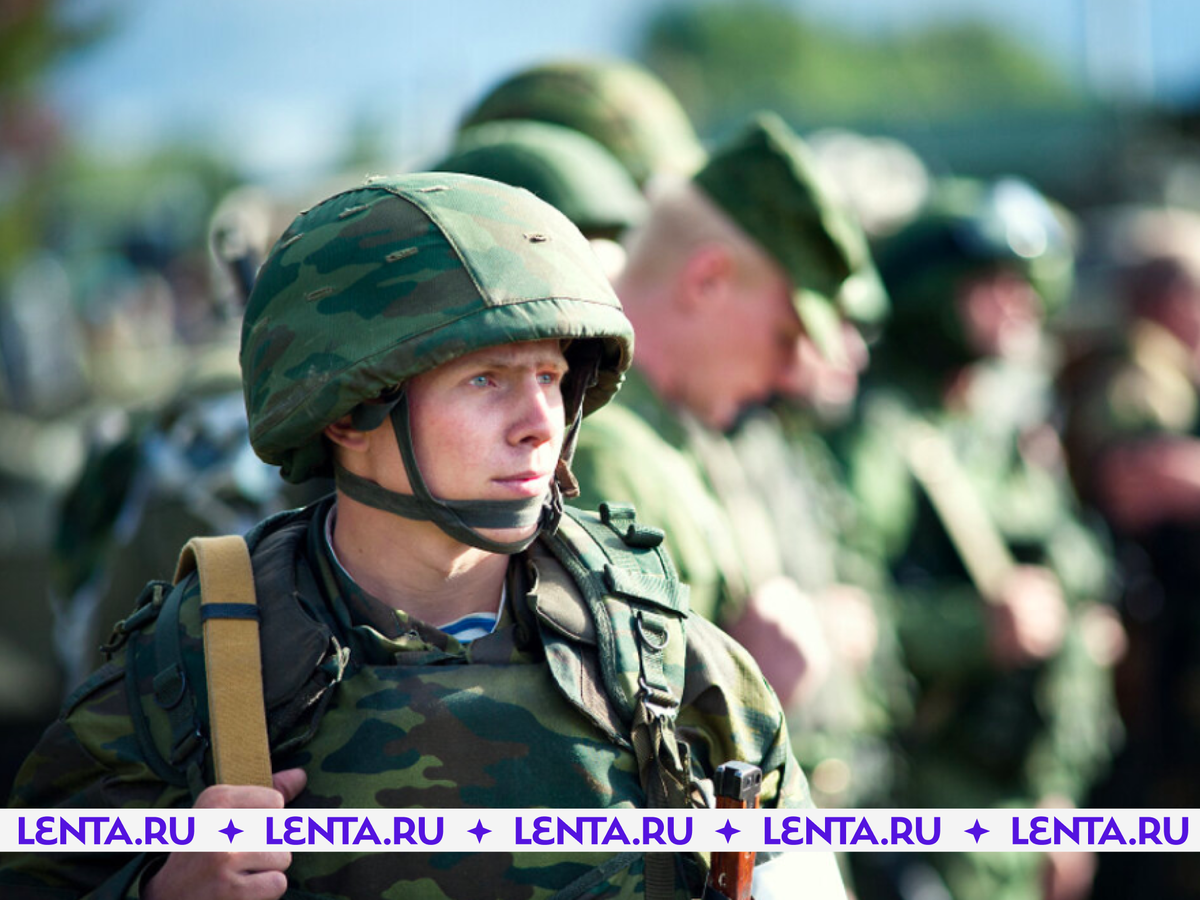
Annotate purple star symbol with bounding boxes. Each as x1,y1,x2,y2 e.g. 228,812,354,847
965,819,989,843
219,819,243,843
716,819,740,844
468,819,491,843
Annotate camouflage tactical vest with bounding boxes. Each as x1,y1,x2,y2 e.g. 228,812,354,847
99,499,698,898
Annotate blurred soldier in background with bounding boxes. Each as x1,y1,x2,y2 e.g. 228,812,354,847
460,58,706,189
728,291,915,819
0,254,90,796
1060,208,1200,900
435,117,647,278
51,187,325,691
842,177,1123,900
572,113,882,717
723,219,917,895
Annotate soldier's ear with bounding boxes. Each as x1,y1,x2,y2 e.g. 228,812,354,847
324,416,370,454
679,243,735,311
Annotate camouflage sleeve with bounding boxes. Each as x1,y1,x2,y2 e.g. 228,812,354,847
839,400,920,565
1025,627,1120,806
678,614,811,810
571,404,741,625
2,654,189,898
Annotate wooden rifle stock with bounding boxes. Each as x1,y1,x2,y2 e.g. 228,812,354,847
705,761,762,900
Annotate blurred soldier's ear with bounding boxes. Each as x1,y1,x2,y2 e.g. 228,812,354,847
679,243,736,310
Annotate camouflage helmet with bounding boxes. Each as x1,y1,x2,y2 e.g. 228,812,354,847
459,59,706,188
876,177,1074,315
873,176,1074,370
242,173,634,551
692,112,888,359
436,119,647,240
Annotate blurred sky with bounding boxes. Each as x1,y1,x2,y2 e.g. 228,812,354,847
49,0,1200,185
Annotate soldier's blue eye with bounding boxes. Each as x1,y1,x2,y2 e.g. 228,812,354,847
470,375,490,387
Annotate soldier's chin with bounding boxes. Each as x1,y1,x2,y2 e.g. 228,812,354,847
474,523,541,547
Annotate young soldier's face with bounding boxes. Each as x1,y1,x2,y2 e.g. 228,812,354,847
404,339,568,536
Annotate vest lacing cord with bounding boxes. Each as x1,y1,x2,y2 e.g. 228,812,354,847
632,608,690,900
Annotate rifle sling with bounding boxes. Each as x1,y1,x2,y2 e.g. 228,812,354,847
174,536,273,788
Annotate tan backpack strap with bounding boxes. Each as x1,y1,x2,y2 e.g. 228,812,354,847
174,536,272,787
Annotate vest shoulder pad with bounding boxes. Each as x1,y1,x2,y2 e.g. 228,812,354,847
538,502,690,733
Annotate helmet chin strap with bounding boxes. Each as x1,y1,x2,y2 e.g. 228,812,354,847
333,343,600,554
334,391,549,554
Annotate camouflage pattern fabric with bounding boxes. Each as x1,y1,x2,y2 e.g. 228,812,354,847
3,497,811,899
241,172,633,485
459,60,705,188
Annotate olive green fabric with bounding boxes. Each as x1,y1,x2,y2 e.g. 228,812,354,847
439,120,647,239
570,365,913,816
460,59,705,188
571,368,749,627
692,113,888,349
4,498,812,899
242,173,634,484
730,406,913,812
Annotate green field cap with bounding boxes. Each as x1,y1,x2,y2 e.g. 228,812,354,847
693,113,888,357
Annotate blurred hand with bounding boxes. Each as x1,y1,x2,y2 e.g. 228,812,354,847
1078,603,1127,668
727,576,831,708
1038,795,1097,900
144,768,307,900
817,584,878,673
987,566,1067,670
1043,850,1096,900
1098,439,1200,533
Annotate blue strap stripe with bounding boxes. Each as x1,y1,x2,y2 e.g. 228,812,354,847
200,603,261,622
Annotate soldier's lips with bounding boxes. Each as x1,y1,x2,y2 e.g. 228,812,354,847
492,472,552,496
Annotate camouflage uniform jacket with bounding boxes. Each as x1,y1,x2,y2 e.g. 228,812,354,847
842,371,1118,810
3,496,810,900
732,407,913,810
571,368,751,627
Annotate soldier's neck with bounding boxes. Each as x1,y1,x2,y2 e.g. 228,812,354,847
618,284,693,416
329,495,509,627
